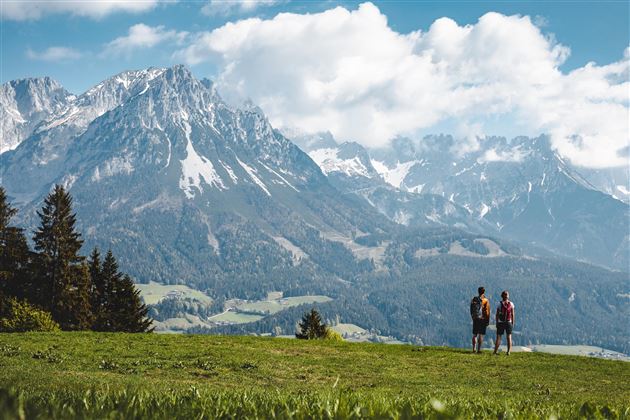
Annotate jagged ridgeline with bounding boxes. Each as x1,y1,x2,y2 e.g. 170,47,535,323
1,66,390,296
299,135,630,271
1,66,628,351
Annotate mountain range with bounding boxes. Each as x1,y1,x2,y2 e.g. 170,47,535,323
1,66,628,352
294,133,629,270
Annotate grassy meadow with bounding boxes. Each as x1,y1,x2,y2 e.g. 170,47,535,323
0,332,628,419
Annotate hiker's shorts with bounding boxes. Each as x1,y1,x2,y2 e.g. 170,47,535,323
472,319,488,335
496,322,513,335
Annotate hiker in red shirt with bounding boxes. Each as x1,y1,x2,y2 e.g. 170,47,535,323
470,286,490,353
493,290,515,355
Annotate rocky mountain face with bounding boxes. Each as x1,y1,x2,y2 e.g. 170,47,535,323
1,68,170,201
296,134,629,270
578,166,630,204
304,141,490,233
0,77,72,153
1,66,391,296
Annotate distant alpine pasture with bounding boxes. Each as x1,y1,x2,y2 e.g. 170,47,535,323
1,67,629,355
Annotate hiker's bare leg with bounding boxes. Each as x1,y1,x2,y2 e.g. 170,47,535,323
506,334,512,354
477,335,483,352
493,335,501,354
472,335,477,352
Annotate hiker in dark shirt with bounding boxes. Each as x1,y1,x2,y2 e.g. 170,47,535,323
493,290,516,355
470,286,490,353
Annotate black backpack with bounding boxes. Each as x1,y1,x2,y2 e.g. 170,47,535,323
470,296,483,320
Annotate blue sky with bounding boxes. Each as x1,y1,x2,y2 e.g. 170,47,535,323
2,1,628,93
1,0,628,168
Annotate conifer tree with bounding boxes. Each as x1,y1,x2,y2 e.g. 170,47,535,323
111,274,153,332
94,250,120,331
33,185,93,329
0,187,31,301
88,247,107,330
55,263,94,330
88,247,102,284
295,308,328,339
98,250,152,332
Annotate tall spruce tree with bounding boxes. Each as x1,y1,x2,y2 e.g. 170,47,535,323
95,250,120,331
0,187,31,301
98,250,152,332
111,274,153,332
33,185,93,330
295,308,328,339
58,263,94,330
88,247,107,331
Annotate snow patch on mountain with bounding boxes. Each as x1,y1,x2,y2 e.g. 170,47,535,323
478,202,490,219
371,160,420,189
236,157,271,196
179,123,225,199
369,159,388,175
309,148,371,177
39,105,80,131
219,161,239,184
260,162,300,192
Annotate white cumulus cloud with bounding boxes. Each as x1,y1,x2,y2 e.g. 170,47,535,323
26,46,82,61
103,23,188,57
201,0,282,16
178,2,628,168
1,0,166,20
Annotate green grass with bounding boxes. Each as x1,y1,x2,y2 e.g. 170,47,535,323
0,332,629,419
234,295,333,315
332,323,367,335
135,281,213,305
207,311,265,324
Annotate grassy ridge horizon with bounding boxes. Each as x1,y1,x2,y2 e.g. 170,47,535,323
1,332,629,418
